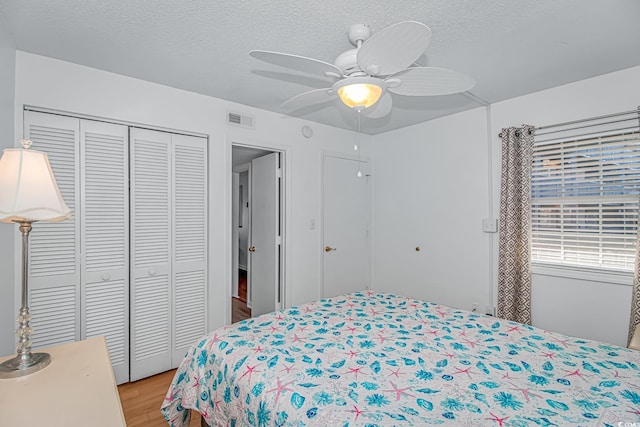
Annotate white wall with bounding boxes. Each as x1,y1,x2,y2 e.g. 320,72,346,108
0,21,16,356
490,66,640,347
12,51,371,337
372,107,492,311
373,65,640,347
11,51,639,352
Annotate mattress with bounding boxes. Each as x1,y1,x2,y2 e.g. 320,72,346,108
161,291,640,426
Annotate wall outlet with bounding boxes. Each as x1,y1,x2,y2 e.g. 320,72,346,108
472,302,479,313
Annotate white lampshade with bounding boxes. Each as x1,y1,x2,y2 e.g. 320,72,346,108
0,141,71,223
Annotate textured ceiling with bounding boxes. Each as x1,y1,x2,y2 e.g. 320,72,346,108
1,0,639,134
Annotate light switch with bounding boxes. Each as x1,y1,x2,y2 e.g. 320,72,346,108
309,219,316,230
482,218,498,233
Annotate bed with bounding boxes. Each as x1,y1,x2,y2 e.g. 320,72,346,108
161,291,640,426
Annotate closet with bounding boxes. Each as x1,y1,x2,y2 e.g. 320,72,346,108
129,128,208,381
23,111,208,384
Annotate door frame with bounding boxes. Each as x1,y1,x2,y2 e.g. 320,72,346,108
226,138,291,325
232,171,240,301
232,163,252,308
320,151,373,298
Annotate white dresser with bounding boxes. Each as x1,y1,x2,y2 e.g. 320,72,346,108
0,336,126,426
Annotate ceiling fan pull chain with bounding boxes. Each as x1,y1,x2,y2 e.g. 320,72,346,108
356,111,363,178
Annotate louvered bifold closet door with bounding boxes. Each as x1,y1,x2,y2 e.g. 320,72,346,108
24,111,81,349
80,120,129,384
130,128,172,381
171,134,208,365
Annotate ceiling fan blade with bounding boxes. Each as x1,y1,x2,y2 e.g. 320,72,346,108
250,50,343,79
361,92,392,118
281,88,334,110
387,67,475,96
357,21,432,76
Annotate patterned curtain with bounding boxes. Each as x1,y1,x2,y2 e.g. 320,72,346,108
629,245,640,345
627,110,640,346
497,125,535,325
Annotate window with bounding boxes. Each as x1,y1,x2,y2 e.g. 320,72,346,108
531,111,640,272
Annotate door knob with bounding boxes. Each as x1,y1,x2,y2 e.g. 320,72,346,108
249,246,256,252
325,246,336,252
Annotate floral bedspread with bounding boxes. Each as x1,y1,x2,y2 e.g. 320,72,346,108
161,291,640,426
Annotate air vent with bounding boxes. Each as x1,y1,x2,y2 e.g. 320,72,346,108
227,111,255,129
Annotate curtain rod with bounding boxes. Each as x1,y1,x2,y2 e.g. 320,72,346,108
498,107,639,138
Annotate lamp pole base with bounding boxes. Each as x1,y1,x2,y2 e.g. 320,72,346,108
0,352,51,379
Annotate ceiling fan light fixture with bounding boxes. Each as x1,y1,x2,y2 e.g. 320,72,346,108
254,22,472,118
334,77,385,109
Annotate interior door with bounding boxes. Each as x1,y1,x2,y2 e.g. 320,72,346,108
25,112,130,384
322,156,370,298
130,128,172,381
170,134,208,366
80,119,129,385
249,152,279,317
24,111,81,349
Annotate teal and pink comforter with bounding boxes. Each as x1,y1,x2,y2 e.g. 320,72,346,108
161,291,640,426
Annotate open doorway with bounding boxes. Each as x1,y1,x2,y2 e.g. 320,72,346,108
232,145,285,323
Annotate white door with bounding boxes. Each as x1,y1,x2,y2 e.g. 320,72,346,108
130,128,172,380
24,111,130,384
170,134,208,366
80,119,129,384
322,156,370,298
24,111,81,349
249,153,279,317
130,128,208,380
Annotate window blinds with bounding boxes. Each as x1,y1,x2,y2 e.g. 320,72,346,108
531,109,640,272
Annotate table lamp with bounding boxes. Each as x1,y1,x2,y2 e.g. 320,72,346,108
0,138,70,378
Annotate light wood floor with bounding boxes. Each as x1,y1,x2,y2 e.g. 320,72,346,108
232,296,251,323
120,271,249,426
118,369,201,427
232,269,251,324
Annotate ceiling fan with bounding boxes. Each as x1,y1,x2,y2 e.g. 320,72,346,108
249,21,475,118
